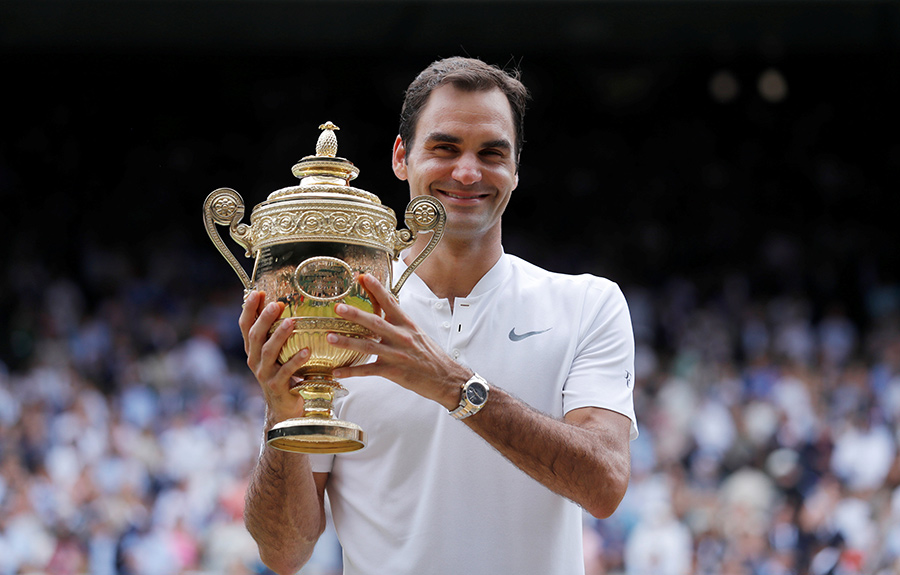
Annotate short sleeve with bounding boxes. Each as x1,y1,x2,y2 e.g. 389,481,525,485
562,280,638,440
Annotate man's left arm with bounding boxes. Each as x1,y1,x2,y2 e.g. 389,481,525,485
328,274,631,519
464,389,631,518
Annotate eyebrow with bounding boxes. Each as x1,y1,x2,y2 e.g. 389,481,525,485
423,132,513,152
423,132,462,145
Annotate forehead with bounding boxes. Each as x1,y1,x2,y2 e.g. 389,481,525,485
415,85,516,144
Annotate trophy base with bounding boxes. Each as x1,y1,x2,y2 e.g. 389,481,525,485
267,417,367,454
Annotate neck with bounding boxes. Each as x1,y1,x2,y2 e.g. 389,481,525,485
404,228,502,302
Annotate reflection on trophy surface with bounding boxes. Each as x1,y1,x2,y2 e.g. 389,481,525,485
203,122,445,454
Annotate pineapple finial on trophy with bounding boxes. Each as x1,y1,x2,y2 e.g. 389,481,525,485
289,121,359,187
316,122,340,157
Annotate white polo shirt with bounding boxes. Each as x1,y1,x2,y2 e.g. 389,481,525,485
310,252,637,575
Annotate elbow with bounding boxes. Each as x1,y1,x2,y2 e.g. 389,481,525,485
585,494,625,520
584,461,630,519
258,549,313,575
253,529,323,575
245,514,326,575
584,484,628,519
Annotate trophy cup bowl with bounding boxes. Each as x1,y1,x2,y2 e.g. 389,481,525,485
203,122,445,454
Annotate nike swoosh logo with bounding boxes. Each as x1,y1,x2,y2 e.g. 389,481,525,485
508,327,552,342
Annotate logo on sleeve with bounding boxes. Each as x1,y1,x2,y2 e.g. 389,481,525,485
625,370,633,389
508,327,552,342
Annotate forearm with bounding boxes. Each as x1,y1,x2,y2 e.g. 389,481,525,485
244,444,326,575
463,386,631,518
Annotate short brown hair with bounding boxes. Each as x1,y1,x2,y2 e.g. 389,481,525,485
399,57,530,163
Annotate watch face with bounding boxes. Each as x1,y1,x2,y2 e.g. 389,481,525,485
466,382,487,405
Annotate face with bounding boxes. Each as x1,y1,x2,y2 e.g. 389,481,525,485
392,85,519,243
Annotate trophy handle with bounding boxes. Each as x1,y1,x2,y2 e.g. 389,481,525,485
203,187,254,291
392,195,445,297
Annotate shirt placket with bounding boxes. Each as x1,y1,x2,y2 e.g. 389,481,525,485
432,299,454,351
447,299,475,363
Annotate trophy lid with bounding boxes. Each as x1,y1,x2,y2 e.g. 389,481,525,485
266,122,381,205
203,121,446,287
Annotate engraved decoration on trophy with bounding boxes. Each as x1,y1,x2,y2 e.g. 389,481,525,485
203,122,445,454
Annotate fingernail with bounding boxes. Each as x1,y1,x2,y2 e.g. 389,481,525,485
299,348,310,358
334,303,346,314
326,333,338,343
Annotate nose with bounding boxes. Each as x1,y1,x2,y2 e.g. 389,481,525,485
451,152,482,186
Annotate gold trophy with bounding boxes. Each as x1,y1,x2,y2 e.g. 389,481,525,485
203,122,445,454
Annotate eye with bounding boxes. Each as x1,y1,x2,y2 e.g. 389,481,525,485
432,144,458,155
480,149,507,160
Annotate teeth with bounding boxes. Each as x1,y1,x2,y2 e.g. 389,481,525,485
443,191,477,199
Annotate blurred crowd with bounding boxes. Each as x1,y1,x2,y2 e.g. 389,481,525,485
0,258,272,574
2,242,900,575
589,277,900,575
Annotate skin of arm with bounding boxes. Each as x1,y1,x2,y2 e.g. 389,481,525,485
239,291,330,574
244,452,329,574
328,273,632,519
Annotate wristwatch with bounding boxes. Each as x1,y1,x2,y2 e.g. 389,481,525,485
449,373,490,420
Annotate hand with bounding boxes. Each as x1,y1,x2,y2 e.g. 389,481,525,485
239,291,311,426
327,274,470,411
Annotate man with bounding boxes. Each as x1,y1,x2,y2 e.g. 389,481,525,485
240,57,637,575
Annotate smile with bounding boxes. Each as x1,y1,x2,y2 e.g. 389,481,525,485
438,190,488,200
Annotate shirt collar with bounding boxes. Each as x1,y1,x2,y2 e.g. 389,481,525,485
394,249,511,302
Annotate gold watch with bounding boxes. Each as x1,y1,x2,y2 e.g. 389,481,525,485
449,373,490,420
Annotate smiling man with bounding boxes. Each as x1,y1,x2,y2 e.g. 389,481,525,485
240,57,638,575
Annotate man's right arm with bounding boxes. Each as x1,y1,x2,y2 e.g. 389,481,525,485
244,449,328,575
239,291,329,575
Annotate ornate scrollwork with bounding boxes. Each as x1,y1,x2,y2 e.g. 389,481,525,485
412,200,439,227
292,317,374,337
250,203,397,251
211,195,238,221
203,188,252,289
391,196,446,297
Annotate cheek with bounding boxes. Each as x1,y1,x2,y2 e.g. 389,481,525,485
489,166,518,192
411,160,450,183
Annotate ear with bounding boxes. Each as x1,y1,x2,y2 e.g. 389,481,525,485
392,135,408,181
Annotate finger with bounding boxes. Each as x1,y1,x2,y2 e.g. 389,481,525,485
257,315,295,378
265,364,310,425
356,274,413,329
358,274,403,320
264,346,311,395
277,347,311,384
247,301,285,369
332,360,384,380
239,291,266,354
333,301,394,338
327,331,388,359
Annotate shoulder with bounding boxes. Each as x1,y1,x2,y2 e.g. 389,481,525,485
505,253,625,300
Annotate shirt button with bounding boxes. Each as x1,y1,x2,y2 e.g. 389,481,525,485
435,302,444,310
442,322,451,329
452,349,460,359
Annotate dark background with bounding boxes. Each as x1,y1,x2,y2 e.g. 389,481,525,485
3,0,900,368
